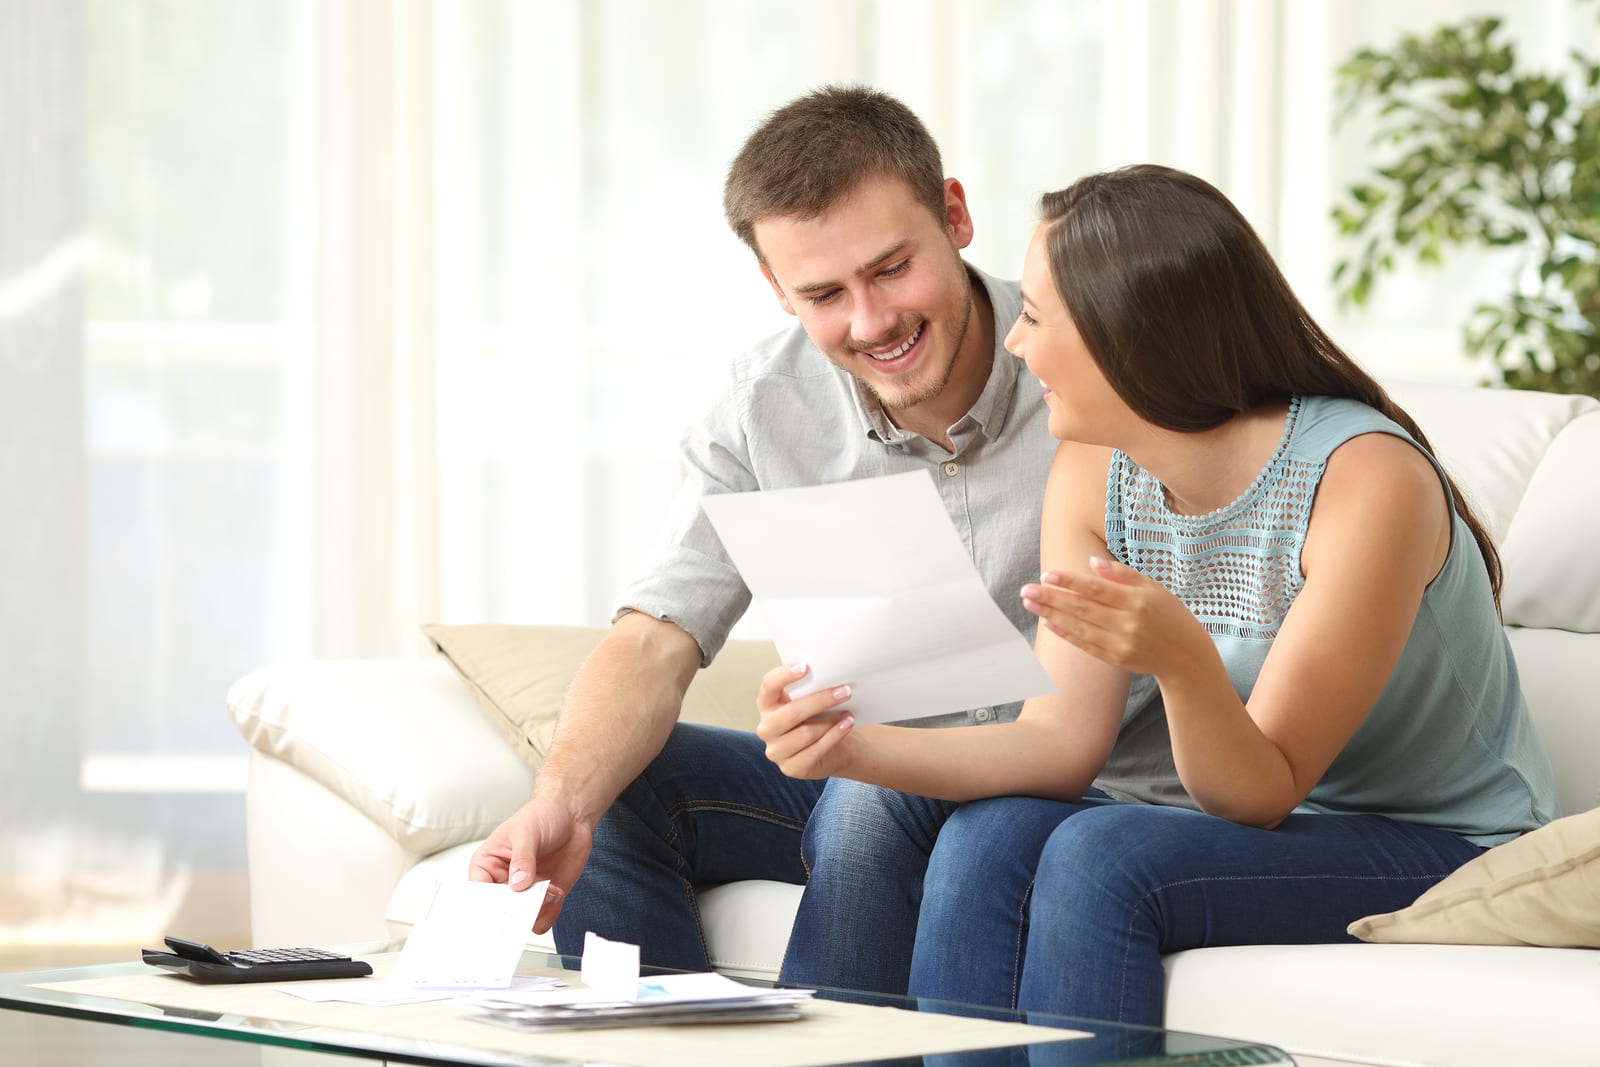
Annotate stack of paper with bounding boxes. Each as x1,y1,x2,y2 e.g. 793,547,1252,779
469,972,816,1030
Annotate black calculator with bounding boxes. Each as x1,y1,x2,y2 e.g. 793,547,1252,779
141,936,374,983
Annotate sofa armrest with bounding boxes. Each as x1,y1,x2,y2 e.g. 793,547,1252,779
245,748,421,946
230,658,533,856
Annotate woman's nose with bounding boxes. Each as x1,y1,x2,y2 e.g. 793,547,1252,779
1003,319,1023,357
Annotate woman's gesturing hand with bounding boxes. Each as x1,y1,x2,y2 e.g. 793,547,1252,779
755,661,856,779
1022,556,1210,679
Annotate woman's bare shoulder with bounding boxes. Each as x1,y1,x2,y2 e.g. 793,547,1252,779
1042,441,1116,548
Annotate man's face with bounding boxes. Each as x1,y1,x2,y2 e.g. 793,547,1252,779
754,176,977,417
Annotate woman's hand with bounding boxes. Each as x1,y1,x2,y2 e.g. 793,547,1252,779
755,662,856,779
1022,556,1211,680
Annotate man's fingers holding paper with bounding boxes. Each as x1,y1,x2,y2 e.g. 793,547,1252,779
468,797,589,934
505,803,590,934
528,860,576,935
467,840,512,884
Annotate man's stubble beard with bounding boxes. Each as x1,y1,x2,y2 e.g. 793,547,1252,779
866,280,976,416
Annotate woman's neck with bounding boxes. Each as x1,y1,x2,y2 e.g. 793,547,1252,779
1124,401,1293,517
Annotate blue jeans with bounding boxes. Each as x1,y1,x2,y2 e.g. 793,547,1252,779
908,794,1485,1028
552,722,956,994
785,774,958,992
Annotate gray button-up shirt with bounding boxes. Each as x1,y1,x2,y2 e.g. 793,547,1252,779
614,266,1059,726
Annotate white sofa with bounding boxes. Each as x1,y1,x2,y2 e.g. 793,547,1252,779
232,381,1600,1067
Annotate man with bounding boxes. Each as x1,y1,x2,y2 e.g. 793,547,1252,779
468,84,1056,995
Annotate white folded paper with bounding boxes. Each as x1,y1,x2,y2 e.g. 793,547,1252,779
700,470,1055,723
578,930,640,998
387,878,549,988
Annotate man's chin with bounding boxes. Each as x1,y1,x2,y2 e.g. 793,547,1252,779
879,355,948,401
866,374,944,414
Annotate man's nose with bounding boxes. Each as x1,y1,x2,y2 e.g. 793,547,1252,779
850,295,902,350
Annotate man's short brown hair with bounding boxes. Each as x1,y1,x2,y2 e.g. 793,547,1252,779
722,84,947,260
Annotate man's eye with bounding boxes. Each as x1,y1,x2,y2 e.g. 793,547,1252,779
807,290,840,306
880,260,909,278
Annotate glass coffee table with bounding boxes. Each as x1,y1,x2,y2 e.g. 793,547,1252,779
0,941,1293,1066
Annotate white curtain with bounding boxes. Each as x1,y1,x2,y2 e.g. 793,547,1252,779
1,0,1582,950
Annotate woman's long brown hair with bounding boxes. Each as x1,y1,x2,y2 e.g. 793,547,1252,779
1039,164,1502,607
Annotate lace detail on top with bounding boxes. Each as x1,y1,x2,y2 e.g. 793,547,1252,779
1105,396,1316,641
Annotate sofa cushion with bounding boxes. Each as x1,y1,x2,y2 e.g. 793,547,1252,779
230,659,533,855
1385,382,1600,632
1348,805,1600,947
422,624,778,774
1504,628,1600,821
1496,402,1600,633
1162,942,1600,1067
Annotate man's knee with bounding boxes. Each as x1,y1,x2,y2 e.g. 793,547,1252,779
645,721,766,785
615,722,767,816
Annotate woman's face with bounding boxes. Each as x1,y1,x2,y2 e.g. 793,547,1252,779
1004,224,1127,444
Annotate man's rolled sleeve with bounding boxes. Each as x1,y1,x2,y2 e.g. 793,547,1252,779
613,543,750,668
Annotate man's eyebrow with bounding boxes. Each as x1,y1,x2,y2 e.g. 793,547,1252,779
790,240,912,296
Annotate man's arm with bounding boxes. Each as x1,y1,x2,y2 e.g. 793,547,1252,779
469,346,758,930
468,610,702,933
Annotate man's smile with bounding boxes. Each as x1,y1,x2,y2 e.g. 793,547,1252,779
858,321,925,366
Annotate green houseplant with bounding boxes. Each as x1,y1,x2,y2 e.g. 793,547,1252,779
1332,14,1600,396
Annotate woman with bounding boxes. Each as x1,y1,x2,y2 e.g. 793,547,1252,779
755,164,1556,1026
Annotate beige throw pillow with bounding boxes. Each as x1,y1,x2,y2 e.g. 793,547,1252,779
1348,806,1600,947
421,624,779,775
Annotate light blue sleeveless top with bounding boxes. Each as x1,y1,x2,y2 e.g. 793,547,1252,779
1094,395,1557,845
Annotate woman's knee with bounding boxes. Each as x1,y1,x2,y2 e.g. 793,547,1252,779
803,780,955,867
926,797,1087,900
1031,805,1186,905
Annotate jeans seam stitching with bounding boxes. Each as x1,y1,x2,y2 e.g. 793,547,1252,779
682,877,712,966
665,799,810,832
1014,880,1033,1011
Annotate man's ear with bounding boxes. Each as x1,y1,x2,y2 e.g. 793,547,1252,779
943,178,976,251
760,263,797,316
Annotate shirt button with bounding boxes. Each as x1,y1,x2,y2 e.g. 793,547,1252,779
974,707,992,722
943,462,960,477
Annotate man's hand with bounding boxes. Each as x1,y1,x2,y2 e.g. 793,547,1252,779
467,795,593,935
464,612,700,933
